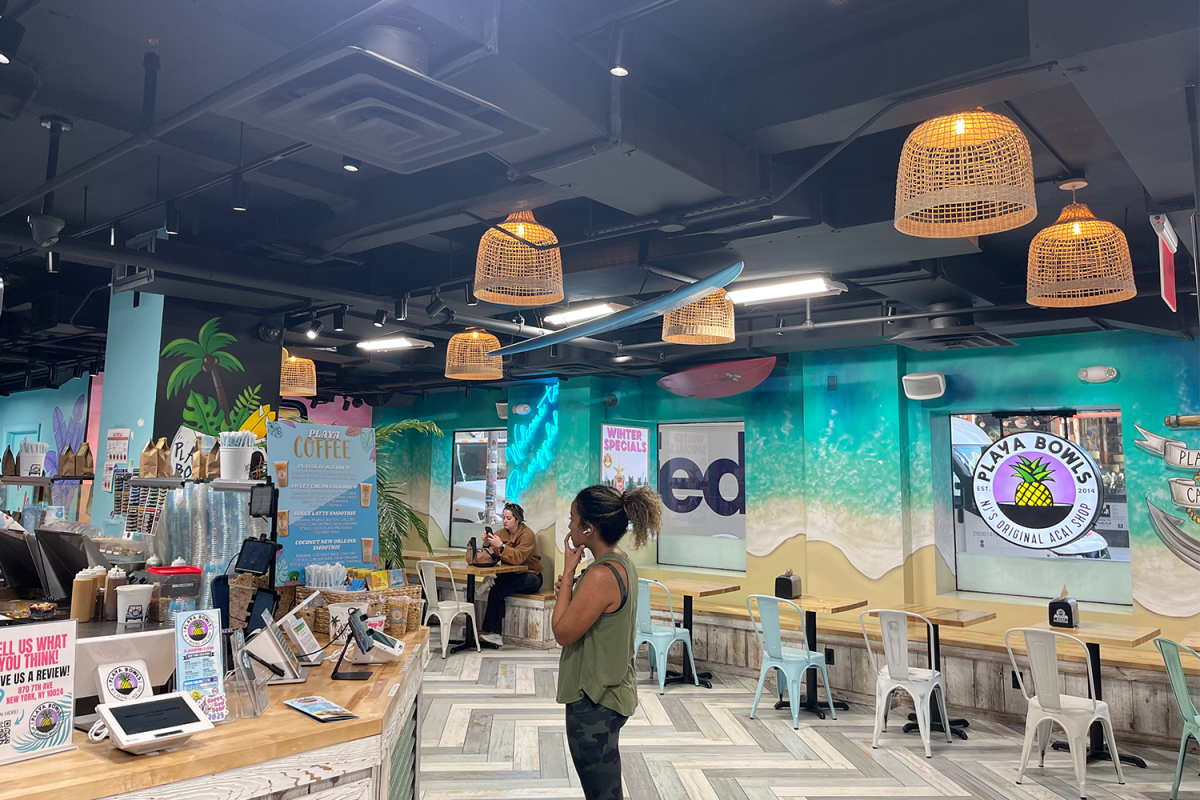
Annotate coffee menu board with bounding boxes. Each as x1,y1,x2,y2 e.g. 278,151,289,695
0,620,77,766
266,422,378,583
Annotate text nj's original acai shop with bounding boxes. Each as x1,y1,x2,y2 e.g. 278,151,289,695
0,3,1198,799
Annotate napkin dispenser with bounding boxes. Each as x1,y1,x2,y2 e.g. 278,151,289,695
1048,586,1078,628
774,569,801,600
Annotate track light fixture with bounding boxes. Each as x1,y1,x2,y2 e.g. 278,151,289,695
395,294,409,322
0,14,25,65
342,397,351,411
164,201,181,235
425,289,446,317
466,281,478,307
73,361,84,380
46,251,59,274
304,317,323,340
333,306,346,332
342,155,361,172
373,309,387,327
608,26,629,77
351,397,364,408
230,174,249,212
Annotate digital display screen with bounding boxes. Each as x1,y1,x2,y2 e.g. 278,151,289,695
249,484,276,517
234,538,277,576
109,698,202,736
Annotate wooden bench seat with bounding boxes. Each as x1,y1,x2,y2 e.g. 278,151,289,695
512,589,555,601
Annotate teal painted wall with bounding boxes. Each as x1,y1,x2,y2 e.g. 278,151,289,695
0,376,93,515
93,290,164,522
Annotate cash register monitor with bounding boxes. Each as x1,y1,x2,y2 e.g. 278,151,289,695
0,530,45,599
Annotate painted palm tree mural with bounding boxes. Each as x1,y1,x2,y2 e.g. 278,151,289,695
161,317,262,436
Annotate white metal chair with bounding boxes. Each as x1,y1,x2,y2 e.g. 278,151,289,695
1005,628,1124,799
860,609,951,758
417,560,480,658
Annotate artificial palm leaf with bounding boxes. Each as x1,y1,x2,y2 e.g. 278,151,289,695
376,419,443,568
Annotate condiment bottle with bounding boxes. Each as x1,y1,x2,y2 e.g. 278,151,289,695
70,570,94,622
103,566,127,621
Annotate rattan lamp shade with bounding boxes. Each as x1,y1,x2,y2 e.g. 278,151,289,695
662,289,735,345
445,330,503,380
474,210,564,306
895,109,1037,238
1027,203,1136,307
280,348,317,396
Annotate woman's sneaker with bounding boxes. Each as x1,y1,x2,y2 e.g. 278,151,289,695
480,632,504,647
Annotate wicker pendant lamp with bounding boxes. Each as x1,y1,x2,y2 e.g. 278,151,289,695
474,210,564,306
445,329,503,380
1027,196,1136,308
662,289,735,345
280,348,317,396
895,109,1037,238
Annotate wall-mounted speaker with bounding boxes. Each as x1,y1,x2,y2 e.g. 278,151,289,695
902,371,946,401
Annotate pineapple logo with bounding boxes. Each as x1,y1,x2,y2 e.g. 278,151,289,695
972,431,1102,549
106,665,145,700
181,613,215,647
29,702,60,738
1012,456,1055,507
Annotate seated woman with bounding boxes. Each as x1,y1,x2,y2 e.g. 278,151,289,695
479,502,542,647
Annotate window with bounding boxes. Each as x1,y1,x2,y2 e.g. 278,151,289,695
449,430,507,548
950,409,1130,604
656,421,746,572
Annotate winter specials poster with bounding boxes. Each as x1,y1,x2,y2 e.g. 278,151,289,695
267,422,377,582
0,620,76,766
600,425,649,492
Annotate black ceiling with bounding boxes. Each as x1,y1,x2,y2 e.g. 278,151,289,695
0,0,1196,398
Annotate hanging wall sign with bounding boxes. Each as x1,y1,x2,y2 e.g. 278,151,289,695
0,620,76,766
267,422,378,581
971,432,1103,549
601,425,649,492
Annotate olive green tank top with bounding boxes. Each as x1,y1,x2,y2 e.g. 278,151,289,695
556,551,638,717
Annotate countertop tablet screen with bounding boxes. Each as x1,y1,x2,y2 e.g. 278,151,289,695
109,697,202,736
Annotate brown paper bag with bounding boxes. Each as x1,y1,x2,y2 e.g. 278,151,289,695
191,438,207,481
57,444,75,477
155,438,173,477
1,446,15,477
206,443,221,479
75,441,93,477
139,439,158,478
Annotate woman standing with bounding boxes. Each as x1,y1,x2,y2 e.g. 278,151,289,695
553,485,662,800
479,502,542,647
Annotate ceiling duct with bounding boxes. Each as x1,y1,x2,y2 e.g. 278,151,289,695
220,26,542,175
888,302,1016,351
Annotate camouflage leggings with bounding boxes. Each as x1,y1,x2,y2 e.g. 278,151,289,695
565,695,628,800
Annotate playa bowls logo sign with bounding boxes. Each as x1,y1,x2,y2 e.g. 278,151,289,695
29,702,61,739
972,432,1102,548
182,613,214,648
105,665,146,701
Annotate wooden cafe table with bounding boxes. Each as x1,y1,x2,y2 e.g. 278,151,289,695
771,595,868,720
873,604,996,739
649,578,740,689
1031,619,1160,768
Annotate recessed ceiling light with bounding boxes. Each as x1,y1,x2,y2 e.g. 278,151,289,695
725,276,847,305
545,304,621,326
342,155,361,172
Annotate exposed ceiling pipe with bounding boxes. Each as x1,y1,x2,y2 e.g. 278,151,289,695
623,302,1032,349
0,0,416,221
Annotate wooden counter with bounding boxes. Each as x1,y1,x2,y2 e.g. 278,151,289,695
0,627,431,800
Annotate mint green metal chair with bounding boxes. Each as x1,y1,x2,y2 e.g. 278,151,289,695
636,579,697,694
1155,637,1200,800
748,595,836,729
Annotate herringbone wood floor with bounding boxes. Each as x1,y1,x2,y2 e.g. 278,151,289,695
420,646,1198,800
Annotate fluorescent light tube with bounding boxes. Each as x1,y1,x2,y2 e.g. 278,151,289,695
357,337,432,352
545,304,617,326
726,277,846,305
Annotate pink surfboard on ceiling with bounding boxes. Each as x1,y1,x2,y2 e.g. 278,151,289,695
657,357,777,399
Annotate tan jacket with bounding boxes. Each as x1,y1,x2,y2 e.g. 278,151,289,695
490,523,542,574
